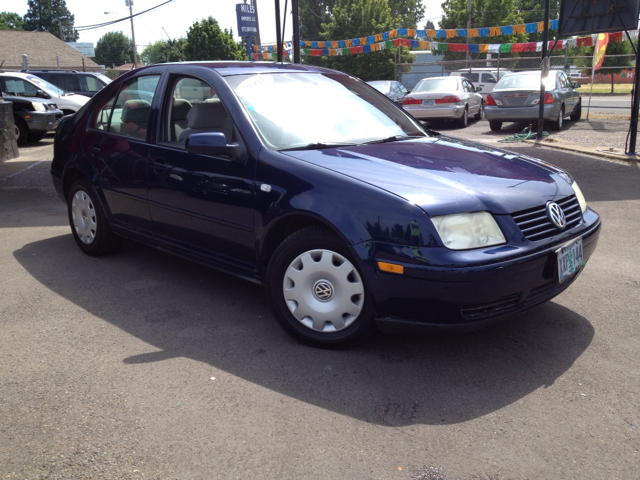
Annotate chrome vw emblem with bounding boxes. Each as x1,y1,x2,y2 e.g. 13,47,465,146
546,201,566,229
313,280,334,302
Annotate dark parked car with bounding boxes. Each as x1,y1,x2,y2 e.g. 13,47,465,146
51,62,601,348
26,70,111,98
3,92,63,144
366,80,408,106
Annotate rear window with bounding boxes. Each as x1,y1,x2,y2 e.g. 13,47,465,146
496,73,556,90
413,78,459,92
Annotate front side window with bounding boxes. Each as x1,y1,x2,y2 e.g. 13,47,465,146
226,72,427,150
162,75,233,146
0,77,39,97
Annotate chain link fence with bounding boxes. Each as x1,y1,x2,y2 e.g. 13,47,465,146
396,51,637,125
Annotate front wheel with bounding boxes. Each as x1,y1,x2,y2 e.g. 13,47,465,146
67,178,122,256
266,227,376,348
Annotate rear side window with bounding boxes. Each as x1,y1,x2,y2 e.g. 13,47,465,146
481,73,496,84
79,75,105,92
89,74,160,140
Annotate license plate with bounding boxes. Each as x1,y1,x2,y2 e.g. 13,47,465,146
556,237,584,283
423,99,435,106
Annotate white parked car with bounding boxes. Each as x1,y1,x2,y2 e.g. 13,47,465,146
0,72,89,115
402,76,483,128
450,68,513,97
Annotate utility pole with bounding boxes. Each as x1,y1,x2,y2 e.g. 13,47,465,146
466,0,471,68
252,0,261,46
58,20,64,41
536,0,550,140
292,0,300,63
126,0,138,68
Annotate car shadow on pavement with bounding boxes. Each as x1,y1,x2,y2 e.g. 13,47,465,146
15,233,594,427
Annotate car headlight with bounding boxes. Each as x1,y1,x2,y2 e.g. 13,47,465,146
431,212,506,250
31,102,47,111
572,180,587,213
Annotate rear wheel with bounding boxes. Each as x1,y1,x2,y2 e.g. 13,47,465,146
266,227,376,348
67,178,122,256
489,121,502,132
456,107,468,128
570,100,581,121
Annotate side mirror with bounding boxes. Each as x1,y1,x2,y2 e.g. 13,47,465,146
36,89,51,99
476,86,483,92
186,132,246,162
573,82,581,89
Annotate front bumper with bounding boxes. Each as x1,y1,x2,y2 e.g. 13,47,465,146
19,109,64,134
353,209,601,333
404,104,466,120
485,103,560,123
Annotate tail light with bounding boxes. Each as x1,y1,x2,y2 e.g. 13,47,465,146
402,97,422,105
544,93,554,104
435,95,460,103
485,94,497,106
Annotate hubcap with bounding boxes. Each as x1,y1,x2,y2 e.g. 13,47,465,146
283,249,365,333
71,189,97,244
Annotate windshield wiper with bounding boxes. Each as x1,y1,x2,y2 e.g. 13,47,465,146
363,135,416,145
281,142,359,151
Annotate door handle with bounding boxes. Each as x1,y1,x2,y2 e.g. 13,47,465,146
151,160,168,172
90,146,101,155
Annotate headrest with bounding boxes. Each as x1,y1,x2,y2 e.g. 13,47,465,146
186,100,228,129
122,99,151,124
173,98,192,120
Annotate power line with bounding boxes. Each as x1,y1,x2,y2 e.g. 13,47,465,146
75,0,175,31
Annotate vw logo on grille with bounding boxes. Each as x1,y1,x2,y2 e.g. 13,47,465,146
546,201,566,229
313,280,334,301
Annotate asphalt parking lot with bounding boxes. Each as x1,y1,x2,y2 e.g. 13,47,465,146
1,136,639,479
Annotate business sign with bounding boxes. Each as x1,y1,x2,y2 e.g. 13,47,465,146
66,42,96,57
236,3,258,37
559,0,640,36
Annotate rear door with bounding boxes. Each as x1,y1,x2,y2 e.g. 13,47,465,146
83,73,162,234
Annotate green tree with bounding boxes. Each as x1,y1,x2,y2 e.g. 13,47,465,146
439,0,526,62
22,0,78,41
574,38,635,93
141,38,186,65
95,31,132,68
388,0,424,29
424,20,435,31
183,17,246,61
0,11,24,30
300,0,336,66
515,0,560,43
320,0,413,81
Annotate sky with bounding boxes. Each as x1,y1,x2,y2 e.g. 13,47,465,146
10,0,445,50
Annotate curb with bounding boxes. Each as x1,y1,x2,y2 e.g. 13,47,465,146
522,139,639,163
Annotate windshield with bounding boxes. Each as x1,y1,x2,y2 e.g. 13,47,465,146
25,75,65,95
226,72,427,150
95,73,112,85
497,71,510,79
496,73,556,91
413,78,458,93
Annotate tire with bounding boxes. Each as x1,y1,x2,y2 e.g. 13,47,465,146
551,104,564,131
475,102,484,120
489,121,502,132
67,178,122,256
456,107,468,128
28,131,47,143
266,227,376,348
570,100,581,121
14,117,29,146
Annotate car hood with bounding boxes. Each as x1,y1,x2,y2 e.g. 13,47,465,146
282,135,574,216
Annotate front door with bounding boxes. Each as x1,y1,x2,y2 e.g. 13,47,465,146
147,75,256,274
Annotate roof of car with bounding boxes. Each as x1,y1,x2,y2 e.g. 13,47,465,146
139,61,341,77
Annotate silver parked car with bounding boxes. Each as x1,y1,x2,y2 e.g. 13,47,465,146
484,70,581,131
366,80,408,106
402,76,483,128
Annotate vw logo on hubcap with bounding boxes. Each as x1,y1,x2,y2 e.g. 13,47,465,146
81,209,89,224
313,280,334,301
546,201,566,229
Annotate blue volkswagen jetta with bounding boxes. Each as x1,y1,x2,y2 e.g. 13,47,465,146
51,62,600,348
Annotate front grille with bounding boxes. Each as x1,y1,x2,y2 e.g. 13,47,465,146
461,293,521,320
511,195,582,241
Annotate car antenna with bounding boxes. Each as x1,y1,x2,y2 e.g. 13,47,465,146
161,27,185,62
